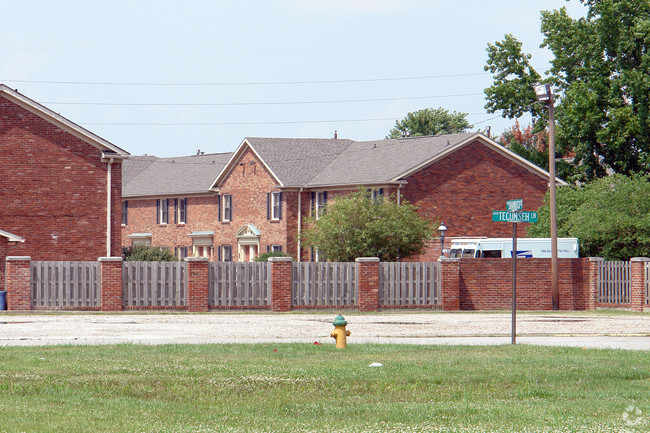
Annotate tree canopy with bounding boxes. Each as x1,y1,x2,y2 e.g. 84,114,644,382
387,107,472,139
527,174,650,260
485,0,650,182
301,188,434,262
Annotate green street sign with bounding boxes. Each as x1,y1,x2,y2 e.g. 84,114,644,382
506,199,523,212
492,211,538,223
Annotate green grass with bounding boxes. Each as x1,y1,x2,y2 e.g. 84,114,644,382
0,344,648,432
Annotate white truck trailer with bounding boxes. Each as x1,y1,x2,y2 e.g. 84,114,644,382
448,237,579,259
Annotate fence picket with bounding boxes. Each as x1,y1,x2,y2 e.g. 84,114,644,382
598,261,630,305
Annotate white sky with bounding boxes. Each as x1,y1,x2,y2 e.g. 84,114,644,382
0,0,586,157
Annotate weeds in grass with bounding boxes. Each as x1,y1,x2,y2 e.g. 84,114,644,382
0,344,647,432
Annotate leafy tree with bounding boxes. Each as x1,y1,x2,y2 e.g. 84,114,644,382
527,174,650,260
484,0,650,182
123,245,177,261
301,188,434,262
254,250,292,262
496,120,576,180
387,107,472,139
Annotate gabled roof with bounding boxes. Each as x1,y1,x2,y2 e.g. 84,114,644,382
0,84,129,157
123,152,232,198
209,132,564,190
0,229,24,243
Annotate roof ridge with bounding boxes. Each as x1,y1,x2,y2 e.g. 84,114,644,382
300,139,358,185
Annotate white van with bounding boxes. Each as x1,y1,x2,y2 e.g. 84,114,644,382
448,237,579,259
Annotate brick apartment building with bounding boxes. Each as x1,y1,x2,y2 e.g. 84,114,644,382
122,133,561,262
0,84,130,288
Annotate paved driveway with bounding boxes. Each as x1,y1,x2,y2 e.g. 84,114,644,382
0,311,648,350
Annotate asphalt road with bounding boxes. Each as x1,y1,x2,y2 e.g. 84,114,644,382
1,311,648,350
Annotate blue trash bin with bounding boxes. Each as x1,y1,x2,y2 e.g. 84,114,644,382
0,290,6,310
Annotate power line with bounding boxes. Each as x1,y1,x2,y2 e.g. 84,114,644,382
81,113,496,127
0,45,484,56
42,92,483,107
1,72,491,87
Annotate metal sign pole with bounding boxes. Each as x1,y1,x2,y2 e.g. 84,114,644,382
512,221,517,345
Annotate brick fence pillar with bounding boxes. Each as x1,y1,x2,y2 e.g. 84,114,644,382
440,258,460,311
587,257,603,310
100,257,123,311
270,257,293,312
6,256,31,310
186,257,209,312
629,257,649,312
356,257,380,312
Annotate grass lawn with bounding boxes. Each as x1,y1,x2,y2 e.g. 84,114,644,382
0,344,647,432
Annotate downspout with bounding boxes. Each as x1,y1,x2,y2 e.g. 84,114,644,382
397,184,402,206
106,157,114,257
297,188,303,262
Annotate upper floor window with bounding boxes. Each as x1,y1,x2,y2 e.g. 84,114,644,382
268,192,283,220
157,199,169,224
176,198,188,224
311,191,328,219
221,194,232,222
121,201,128,225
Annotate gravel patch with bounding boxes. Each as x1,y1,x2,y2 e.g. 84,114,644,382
0,311,648,350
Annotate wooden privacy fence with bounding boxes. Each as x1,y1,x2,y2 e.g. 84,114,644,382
293,262,357,307
122,261,186,308
379,262,440,306
597,261,630,305
209,262,271,307
31,261,100,308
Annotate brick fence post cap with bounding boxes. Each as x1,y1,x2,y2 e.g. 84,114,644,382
268,257,293,262
588,257,604,262
439,257,460,263
185,257,210,262
98,257,123,262
630,257,650,262
6,256,31,261
355,257,380,263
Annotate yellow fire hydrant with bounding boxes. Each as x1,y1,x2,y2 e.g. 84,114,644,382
330,314,351,349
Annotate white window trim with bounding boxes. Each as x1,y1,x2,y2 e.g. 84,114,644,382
271,191,281,221
222,194,232,222
159,199,169,225
315,192,327,219
178,198,187,224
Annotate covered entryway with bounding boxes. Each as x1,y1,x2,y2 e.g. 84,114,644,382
236,224,260,262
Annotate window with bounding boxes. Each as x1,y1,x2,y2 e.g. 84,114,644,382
268,192,282,220
221,245,232,262
175,246,188,260
121,201,128,225
371,188,384,201
176,198,187,224
311,191,327,219
157,199,169,224
221,194,232,222
267,244,283,252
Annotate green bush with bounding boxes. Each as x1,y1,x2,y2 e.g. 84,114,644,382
123,245,177,262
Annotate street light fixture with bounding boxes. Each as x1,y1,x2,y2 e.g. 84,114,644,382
532,82,559,310
438,222,447,258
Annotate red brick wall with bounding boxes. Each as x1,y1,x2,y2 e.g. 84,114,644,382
454,258,590,310
5,257,31,310
123,148,293,261
0,96,122,260
0,237,6,291
122,195,220,252
403,140,549,261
